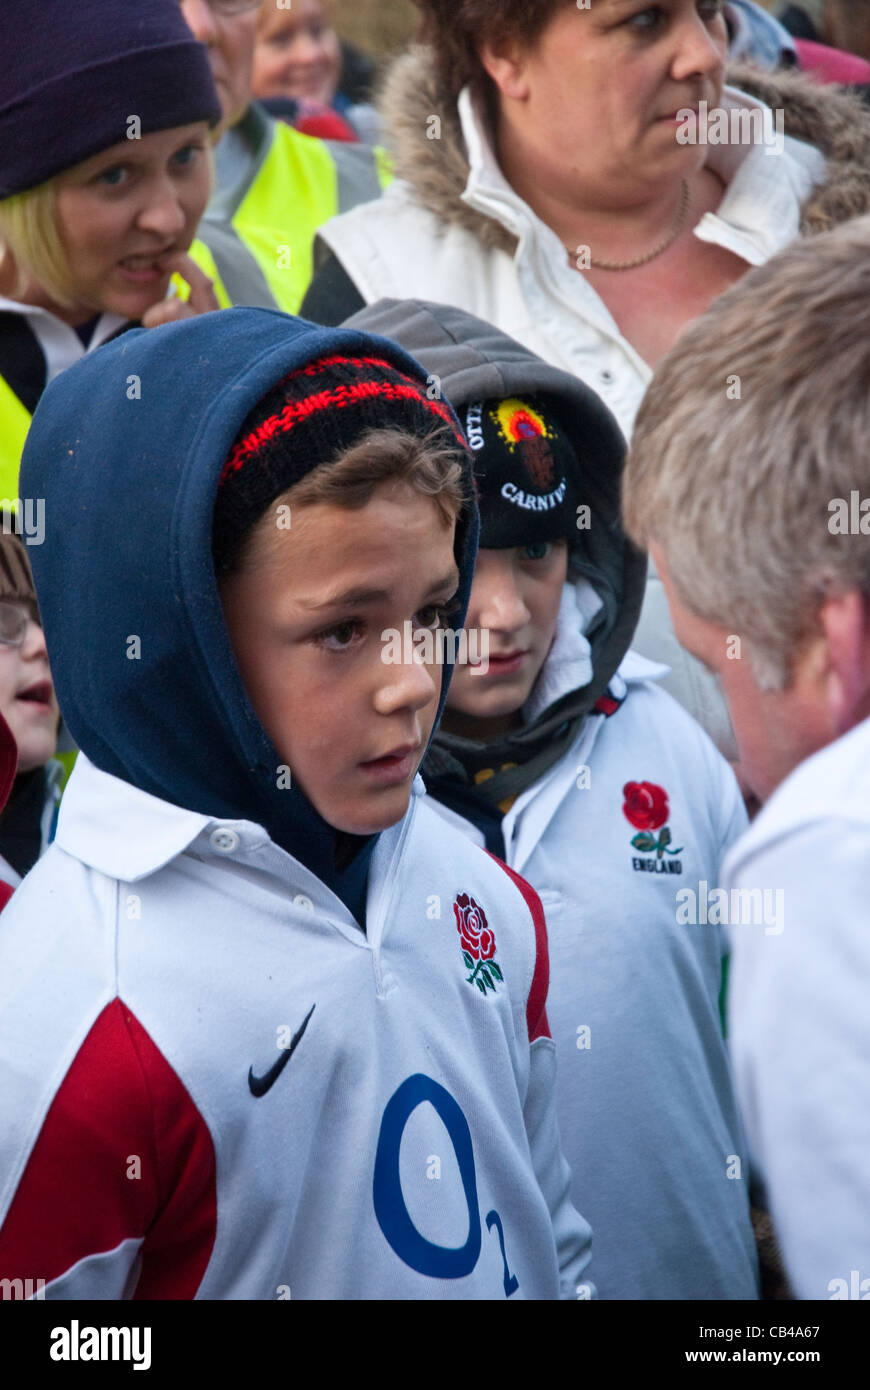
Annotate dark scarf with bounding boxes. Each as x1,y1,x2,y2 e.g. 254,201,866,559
0,766,47,878
423,683,591,857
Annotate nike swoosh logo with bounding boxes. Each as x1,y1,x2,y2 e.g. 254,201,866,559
248,1003,316,1098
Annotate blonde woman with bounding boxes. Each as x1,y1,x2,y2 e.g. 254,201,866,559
0,0,226,497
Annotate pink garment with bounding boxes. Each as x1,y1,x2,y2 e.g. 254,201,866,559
794,37,870,86
293,100,359,143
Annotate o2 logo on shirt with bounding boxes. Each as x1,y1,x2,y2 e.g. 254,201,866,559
373,1074,519,1297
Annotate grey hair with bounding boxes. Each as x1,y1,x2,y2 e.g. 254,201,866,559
623,216,870,691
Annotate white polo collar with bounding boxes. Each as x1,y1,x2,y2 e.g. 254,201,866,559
55,751,429,889
723,715,870,879
0,295,128,388
54,753,218,881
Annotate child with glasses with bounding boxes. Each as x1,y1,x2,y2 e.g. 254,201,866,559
0,522,61,897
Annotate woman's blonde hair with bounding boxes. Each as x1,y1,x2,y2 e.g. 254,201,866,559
0,137,217,311
0,178,78,309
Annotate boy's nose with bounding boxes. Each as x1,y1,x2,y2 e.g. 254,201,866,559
475,583,530,634
373,650,440,718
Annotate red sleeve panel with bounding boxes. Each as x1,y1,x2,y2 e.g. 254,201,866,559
0,999,217,1299
485,852,551,1043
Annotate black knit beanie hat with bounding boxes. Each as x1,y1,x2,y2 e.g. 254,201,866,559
0,0,221,198
462,394,583,549
212,350,471,574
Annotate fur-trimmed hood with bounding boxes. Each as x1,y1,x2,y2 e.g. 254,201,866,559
379,44,870,256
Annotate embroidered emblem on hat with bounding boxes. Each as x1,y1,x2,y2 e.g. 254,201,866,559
454,892,504,994
622,781,684,875
490,399,556,490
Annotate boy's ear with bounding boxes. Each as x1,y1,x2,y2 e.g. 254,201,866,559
477,36,531,102
818,589,870,737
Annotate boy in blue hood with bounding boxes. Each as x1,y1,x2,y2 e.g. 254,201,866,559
0,307,591,1300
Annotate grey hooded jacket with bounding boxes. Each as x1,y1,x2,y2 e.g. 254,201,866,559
345,297,648,814
344,299,760,1302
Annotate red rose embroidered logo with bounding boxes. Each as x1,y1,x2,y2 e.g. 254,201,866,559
622,781,684,875
454,892,504,994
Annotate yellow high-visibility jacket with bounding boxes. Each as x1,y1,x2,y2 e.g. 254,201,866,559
191,103,391,315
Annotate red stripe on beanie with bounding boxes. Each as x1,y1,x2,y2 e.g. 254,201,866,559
295,354,415,376
211,348,473,574
221,380,462,484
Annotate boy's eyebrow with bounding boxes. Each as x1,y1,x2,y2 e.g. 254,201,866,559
301,570,461,612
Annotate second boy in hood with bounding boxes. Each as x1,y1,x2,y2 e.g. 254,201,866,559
345,299,760,1300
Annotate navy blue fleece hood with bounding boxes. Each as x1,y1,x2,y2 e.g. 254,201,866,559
20,309,478,908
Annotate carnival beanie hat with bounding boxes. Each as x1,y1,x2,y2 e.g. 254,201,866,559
212,350,470,573
463,394,582,549
0,0,221,198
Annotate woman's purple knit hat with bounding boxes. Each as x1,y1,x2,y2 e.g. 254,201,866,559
0,0,221,198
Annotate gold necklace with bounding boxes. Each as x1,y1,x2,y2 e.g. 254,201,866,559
566,179,691,272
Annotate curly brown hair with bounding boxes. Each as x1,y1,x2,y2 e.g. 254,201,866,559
412,0,572,100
